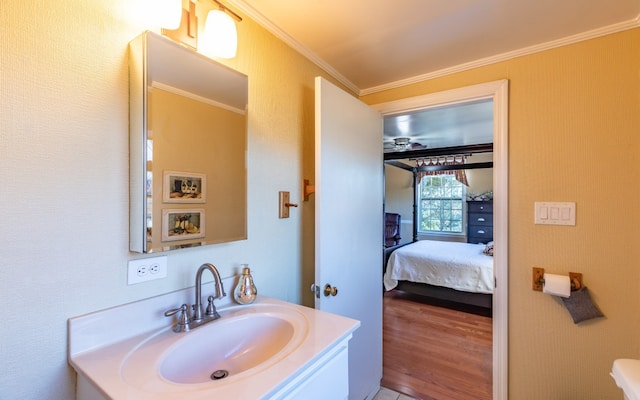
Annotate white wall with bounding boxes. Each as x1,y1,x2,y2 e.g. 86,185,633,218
465,153,493,196
384,165,414,244
0,1,329,398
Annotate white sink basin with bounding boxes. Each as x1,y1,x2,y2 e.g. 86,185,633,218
121,304,309,390
160,313,296,384
69,293,360,399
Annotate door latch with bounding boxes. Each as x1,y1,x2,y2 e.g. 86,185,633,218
310,283,320,299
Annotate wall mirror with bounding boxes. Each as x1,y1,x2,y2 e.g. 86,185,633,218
129,31,248,253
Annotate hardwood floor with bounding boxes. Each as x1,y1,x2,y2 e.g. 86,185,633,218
382,290,492,400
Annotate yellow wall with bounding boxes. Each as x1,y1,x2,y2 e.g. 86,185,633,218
0,0,343,397
151,88,247,249
364,28,640,399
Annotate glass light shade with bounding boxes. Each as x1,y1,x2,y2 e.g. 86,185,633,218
201,9,238,59
156,0,183,29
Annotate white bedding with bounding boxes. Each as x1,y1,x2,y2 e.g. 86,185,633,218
383,240,494,294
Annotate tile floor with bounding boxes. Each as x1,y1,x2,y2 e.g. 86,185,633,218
373,386,417,400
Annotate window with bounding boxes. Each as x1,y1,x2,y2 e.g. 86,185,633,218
418,175,465,234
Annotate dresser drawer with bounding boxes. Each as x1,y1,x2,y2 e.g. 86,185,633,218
467,201,493,213
468,236,492,244
468,213,492,226
468,226,493,239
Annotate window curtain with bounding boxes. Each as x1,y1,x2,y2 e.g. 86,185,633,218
417,155,469,186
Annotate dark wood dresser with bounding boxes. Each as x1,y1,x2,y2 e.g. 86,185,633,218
467,200,493,244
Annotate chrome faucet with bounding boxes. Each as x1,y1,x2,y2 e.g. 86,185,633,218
193,263,226,322
164,263,226,333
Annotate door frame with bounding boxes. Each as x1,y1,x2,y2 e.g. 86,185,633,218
371,79,509,400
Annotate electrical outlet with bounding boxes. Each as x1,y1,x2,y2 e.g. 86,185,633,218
137,265,148,277
128,256,168,285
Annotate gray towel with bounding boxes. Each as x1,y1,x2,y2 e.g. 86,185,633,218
561,286,604,324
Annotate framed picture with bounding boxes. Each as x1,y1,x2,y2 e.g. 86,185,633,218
163,171,206,203
161,209,206,242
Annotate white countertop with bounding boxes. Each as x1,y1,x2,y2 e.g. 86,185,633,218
68,280,359,400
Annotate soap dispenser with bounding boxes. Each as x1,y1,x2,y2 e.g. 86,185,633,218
234,264,257,304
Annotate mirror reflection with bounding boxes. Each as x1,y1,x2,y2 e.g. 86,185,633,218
129,31,248,253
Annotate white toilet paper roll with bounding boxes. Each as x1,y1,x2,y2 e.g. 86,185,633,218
543,273,571,298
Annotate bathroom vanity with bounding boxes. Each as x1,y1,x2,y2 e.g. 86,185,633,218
68,277,359,399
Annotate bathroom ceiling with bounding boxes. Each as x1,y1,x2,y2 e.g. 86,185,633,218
234,0,638,151
236,0,639,94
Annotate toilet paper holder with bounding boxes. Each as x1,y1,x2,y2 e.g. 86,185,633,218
532,267,582,292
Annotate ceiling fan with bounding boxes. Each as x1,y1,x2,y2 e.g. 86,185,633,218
384,137,427,152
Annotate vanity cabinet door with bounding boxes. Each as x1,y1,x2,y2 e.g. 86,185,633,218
272,343,349,400
76,373,108,400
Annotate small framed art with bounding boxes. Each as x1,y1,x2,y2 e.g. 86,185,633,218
161,209,205,242
163,171,206,203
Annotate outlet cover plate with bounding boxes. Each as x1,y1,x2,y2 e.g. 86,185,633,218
127,256,168,285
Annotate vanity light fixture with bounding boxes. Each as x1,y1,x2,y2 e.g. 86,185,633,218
161,0,199,49
200,1,241,59
161,0,242,59
157,0,183,30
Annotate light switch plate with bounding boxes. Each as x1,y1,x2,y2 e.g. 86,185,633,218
534,202,576,226
128,256,168,285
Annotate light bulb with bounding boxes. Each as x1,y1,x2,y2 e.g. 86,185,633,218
157,0,183,29
201,9,238,58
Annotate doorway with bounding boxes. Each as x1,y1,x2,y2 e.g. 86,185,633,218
372,80,509,399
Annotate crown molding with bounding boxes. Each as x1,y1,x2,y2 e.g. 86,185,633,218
229,1,638,98
360,15,640,96
229,0,360,95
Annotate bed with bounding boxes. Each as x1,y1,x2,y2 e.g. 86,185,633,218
384,239,494,310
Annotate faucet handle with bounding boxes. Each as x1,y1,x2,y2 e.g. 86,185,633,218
164,304,191,332
205,295,221,319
